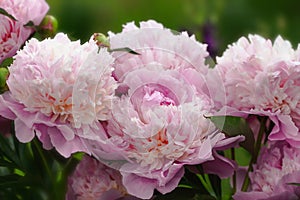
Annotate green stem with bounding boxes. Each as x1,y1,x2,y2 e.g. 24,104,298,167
197,174,217,198
33,139,52,179
231,148,236,193
241,117,267,192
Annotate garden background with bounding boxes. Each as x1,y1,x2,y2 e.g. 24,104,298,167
48,0,300,54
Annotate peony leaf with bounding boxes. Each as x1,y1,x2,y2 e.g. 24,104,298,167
0,134,21,167
208,116,255,154
0,57,13,68
208,174,221,199
109,47,140,55
0,174,22,186
0,68,9,94
287,182,300,186
0,8,17,21
24,20,35,28
153,187,215,200
193,194,217,200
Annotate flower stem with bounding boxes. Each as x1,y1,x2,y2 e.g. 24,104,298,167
197,174,217,199
241,116,267,192
231,148,237,193
33,139,52,179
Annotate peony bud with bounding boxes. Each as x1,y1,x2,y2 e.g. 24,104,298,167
93,33,110,48
0,68,9,93
38,15,58,38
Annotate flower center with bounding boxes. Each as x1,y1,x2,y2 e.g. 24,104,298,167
144,90,176,106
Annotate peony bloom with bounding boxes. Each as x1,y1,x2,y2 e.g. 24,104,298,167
234,141,300,200
0,33,117,157
0,0,49,63
108,20,209,82
209,34,300,146
66,155,137,200
88,20,244,199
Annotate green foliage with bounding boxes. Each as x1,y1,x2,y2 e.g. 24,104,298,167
0,132,80,200
47,0,300,53
208,116,255,154
0,7,16,21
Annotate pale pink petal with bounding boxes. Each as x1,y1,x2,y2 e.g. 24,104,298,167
15,118,35,142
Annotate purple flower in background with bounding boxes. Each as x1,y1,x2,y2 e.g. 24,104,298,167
202,21,219,58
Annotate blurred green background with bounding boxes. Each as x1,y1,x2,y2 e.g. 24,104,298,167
47,0,300,55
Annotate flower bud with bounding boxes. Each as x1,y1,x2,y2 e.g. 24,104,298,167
93,33,110,48
0,68,9,93
38,15,58,38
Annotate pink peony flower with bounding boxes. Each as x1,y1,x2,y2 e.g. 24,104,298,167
66,155,136,200
108,20,209,82
209,34,300,146
0,0,49,63
0,33,117,157
90,68,244,199
88,20,244,199
234,141,300,200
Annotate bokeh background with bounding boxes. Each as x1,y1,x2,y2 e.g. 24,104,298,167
47,0,300,56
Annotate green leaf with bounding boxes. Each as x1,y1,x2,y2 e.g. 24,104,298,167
193,194,217,200
235,147,251,166
24,20,35,27
0,134,21,167
208,174,221,199
0,174,22,186
208,115,255,154
287,182,300,186
183,166,210,194
153,188,203,200
0,159,18,169
109,47,140,55
0,8,17,21
0,57,13,68
221,178,233,200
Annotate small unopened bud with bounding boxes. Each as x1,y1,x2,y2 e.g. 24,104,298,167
93,33,110,48
38,15,58,38
0,68,9,93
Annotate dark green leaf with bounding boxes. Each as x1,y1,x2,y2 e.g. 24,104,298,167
24,21,35,28
287,182,300,186
0,174,22,186
0,134,21,167
0,57,13,68
208,116,255,154
109,47,140,55
0,8,17,21
208,174,221,199
0,159,18,168
153,188,202,200
193,194,217,200
184,166,210,194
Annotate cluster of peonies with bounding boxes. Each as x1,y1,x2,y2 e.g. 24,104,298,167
0,11,245,199
208,34,300,199
1,1,300,199
209,35,300,147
